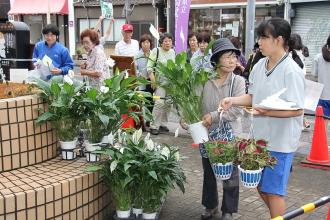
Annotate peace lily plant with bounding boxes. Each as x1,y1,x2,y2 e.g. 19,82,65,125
87,129,186,219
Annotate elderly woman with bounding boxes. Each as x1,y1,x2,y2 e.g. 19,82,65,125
80,29,110,88
147,33,176,135
136,34,153,91
190,30,212,71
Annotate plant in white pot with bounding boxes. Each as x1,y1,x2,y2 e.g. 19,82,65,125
34,76,84,160
87,142,133,218
154,52,211,144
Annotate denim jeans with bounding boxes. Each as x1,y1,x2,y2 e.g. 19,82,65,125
202,157,239,214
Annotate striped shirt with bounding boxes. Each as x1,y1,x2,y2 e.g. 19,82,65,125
114,39,139,56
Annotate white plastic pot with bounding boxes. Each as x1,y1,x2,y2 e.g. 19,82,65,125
212,162,234,180
59,140,77,160
188,121,209,144
238,165,263,188
142,212,157,219
133,208,143,217
85,152,100,162
116,210,131,218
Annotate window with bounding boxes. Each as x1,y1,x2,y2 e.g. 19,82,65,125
131,21,153,40
77,18,126,43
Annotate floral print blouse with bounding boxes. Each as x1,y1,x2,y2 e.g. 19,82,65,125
85,46,110,88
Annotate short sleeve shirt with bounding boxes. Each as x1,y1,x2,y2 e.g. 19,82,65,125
114,39,139,56
248,54,305,153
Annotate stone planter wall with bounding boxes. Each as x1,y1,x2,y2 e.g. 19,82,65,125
0,95,58,172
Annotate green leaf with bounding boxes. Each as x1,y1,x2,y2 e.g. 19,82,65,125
36,112,54,124
98,113,110,127
124,163,131,172
110,160,118,173
50,83,61,96
86,88,98,101
86,165,102,172
148,171,158,181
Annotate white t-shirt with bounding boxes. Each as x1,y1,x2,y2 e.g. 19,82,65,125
312,53,330,100
248,54,305,153
114,39,139,56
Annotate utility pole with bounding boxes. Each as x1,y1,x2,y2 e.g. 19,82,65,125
46,0,51,24
124,0,134,23
245,0,255,57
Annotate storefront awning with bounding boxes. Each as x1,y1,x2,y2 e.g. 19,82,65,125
8,0,68,15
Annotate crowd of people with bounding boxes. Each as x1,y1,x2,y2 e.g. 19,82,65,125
31,16,330,220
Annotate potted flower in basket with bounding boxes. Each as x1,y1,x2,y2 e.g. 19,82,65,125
235,138,277,188
154,52,211,144
204,140,237,180
34,75,84,160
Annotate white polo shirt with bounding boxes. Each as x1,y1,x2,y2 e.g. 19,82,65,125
248,54,305,153
114,39,139,56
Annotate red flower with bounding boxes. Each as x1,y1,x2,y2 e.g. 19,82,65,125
239,141,248,151
213,148,223,155
256,147,262,153
256,139,267,147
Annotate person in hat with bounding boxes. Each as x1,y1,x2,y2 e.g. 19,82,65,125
181,38,246,220
114,23,139,56
220,18,305,218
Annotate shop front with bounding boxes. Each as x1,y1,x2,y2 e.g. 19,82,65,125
189,0,284,50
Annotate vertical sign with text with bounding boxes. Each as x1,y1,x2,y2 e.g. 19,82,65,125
175,0,191,53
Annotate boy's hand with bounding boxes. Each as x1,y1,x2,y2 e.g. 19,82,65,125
202,113,212,129
51,68,62,74
220,97,233,111
253,107,269,116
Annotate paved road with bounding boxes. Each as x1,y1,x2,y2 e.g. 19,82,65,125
150,112,330,220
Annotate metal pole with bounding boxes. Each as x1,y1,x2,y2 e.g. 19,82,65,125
245,0,255,57
68,0,75,56
284,0,291,23
46,0,51,24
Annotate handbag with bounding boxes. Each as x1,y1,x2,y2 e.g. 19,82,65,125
199,75,236,158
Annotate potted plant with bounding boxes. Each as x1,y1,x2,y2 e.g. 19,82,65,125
87,141,133,218
34,75,84,160
154,52,211,144
235,138,277,188
204,140,237,180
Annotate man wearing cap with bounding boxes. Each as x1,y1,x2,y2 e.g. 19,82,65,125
114,24,139,56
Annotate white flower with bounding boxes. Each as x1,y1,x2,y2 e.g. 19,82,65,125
117,129,122,143
174,127,179,138
146,139,155,151
108,132,114,145
119,147,125,154
107,57,116,68
156,144,161,151
161,146,170,159
68,70,75,78
144,132,150,142
76,92,81,96
132,129,142,145
63,75,73,85
100,86,109,93
174,151,180,161
125,70,129,79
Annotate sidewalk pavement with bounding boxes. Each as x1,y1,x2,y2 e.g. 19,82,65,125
150,112,330,220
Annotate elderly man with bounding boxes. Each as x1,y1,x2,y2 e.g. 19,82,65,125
114,24,139,56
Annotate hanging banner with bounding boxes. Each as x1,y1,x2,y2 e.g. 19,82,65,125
175,0,191,54
100,0,113,19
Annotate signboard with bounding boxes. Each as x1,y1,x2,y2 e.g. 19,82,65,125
304,79,324,112
175,0,191,53
100,0,113,19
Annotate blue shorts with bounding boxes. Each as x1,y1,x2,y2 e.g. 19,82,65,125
318,99,330,117
259,151,294,196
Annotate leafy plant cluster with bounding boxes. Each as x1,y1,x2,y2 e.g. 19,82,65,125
87,129,186,213
34,73,152,142
205,138,277,170
154,52,211,124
